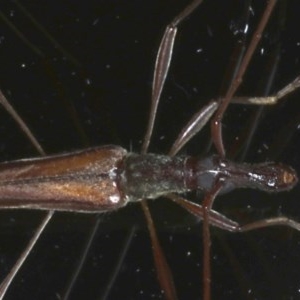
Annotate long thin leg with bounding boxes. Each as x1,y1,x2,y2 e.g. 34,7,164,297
168,193,300,233
0,1,80,66
99,226,137,300
140,1,206,298
169,101,218,157
142,0,204,154
62,216,102,300
206,2,279,299
141,201,177,300
168,74,300,158
0,89,53,299
0,211,53,300
211,0,277,157
0,90,45,156
231,75,300,106
202,181,224,300
169,191,300,299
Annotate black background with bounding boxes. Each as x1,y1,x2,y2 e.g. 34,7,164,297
1,0,300,299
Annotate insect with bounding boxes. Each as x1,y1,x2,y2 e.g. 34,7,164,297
0,0,300,298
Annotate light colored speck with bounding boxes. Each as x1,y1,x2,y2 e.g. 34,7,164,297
109,195,120,203
93,18,99,26
207,25,213,37
262,143,269,150
267,180,276,187
249,6,254,16
220,161,226,167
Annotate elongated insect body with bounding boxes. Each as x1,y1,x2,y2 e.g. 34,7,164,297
0,146,127,212
0,1,300,299
0,145,297,213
